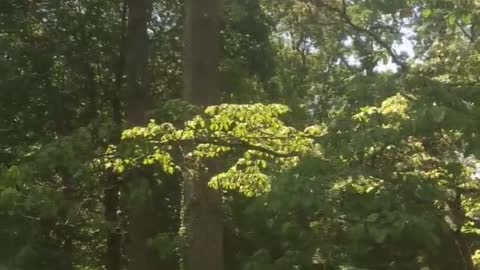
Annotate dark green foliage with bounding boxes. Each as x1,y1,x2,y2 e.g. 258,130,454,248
2,0,480,269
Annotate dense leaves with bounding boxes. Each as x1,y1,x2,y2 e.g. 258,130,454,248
2,0,480,270
106,104,322,196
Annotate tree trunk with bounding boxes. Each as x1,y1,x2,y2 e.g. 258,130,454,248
123,1,159,270
183,0,222,105
104,171,122,270
104,2,127,270
443,190,475,270
45,63,74,270
125,0,151,126
182,1,224,270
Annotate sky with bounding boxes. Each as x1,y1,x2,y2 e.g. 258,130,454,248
344,25,416,73
375,26,416,72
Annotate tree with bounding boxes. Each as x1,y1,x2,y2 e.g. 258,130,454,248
4,0,480,269
123,0,164,270
182,0,223,269
103,1,127,270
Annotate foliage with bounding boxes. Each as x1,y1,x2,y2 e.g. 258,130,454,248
105,104,323,197
2,0,480,269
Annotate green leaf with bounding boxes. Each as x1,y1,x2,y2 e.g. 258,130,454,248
422,8,433,19
366,213,380,222
370,227,388,243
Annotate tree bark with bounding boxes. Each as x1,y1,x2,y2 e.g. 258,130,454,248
123,1,159,270
104,2,127,270
125,0,151,126
182,1,224,270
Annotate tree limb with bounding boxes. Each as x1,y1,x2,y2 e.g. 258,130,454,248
314,0,409,72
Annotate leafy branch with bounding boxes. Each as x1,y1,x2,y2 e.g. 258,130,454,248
314,0,409,72
100,103,324,196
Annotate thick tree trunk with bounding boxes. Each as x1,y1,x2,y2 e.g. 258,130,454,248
183,0,221,104
182,1,224,270
123,1,159,270
125,0,151,126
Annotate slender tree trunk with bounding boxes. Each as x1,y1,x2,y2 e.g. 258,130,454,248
104,172,122,270
45,64,74,270
182,1,224,270
104,2,127,270
123,1,159,270
60,174,74,270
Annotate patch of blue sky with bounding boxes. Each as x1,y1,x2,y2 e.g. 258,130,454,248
375,25,416,72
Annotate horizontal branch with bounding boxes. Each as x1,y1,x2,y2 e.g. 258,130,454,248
146,136,307,158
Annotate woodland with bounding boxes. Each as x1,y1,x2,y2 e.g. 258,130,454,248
2,0,480,269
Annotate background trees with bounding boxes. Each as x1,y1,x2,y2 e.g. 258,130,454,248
2,0,480,269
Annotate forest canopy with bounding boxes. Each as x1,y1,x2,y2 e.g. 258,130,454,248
1,0,480,269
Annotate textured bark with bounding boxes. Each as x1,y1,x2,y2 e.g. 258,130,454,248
182,1,224,270
183,0,221,105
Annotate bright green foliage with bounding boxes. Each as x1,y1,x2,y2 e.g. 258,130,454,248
105,104,323,196
353,93,411,128
231,93,480,269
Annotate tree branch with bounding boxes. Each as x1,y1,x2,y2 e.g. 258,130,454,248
456,20,474,43
145,136,308,158
315,0,409,72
